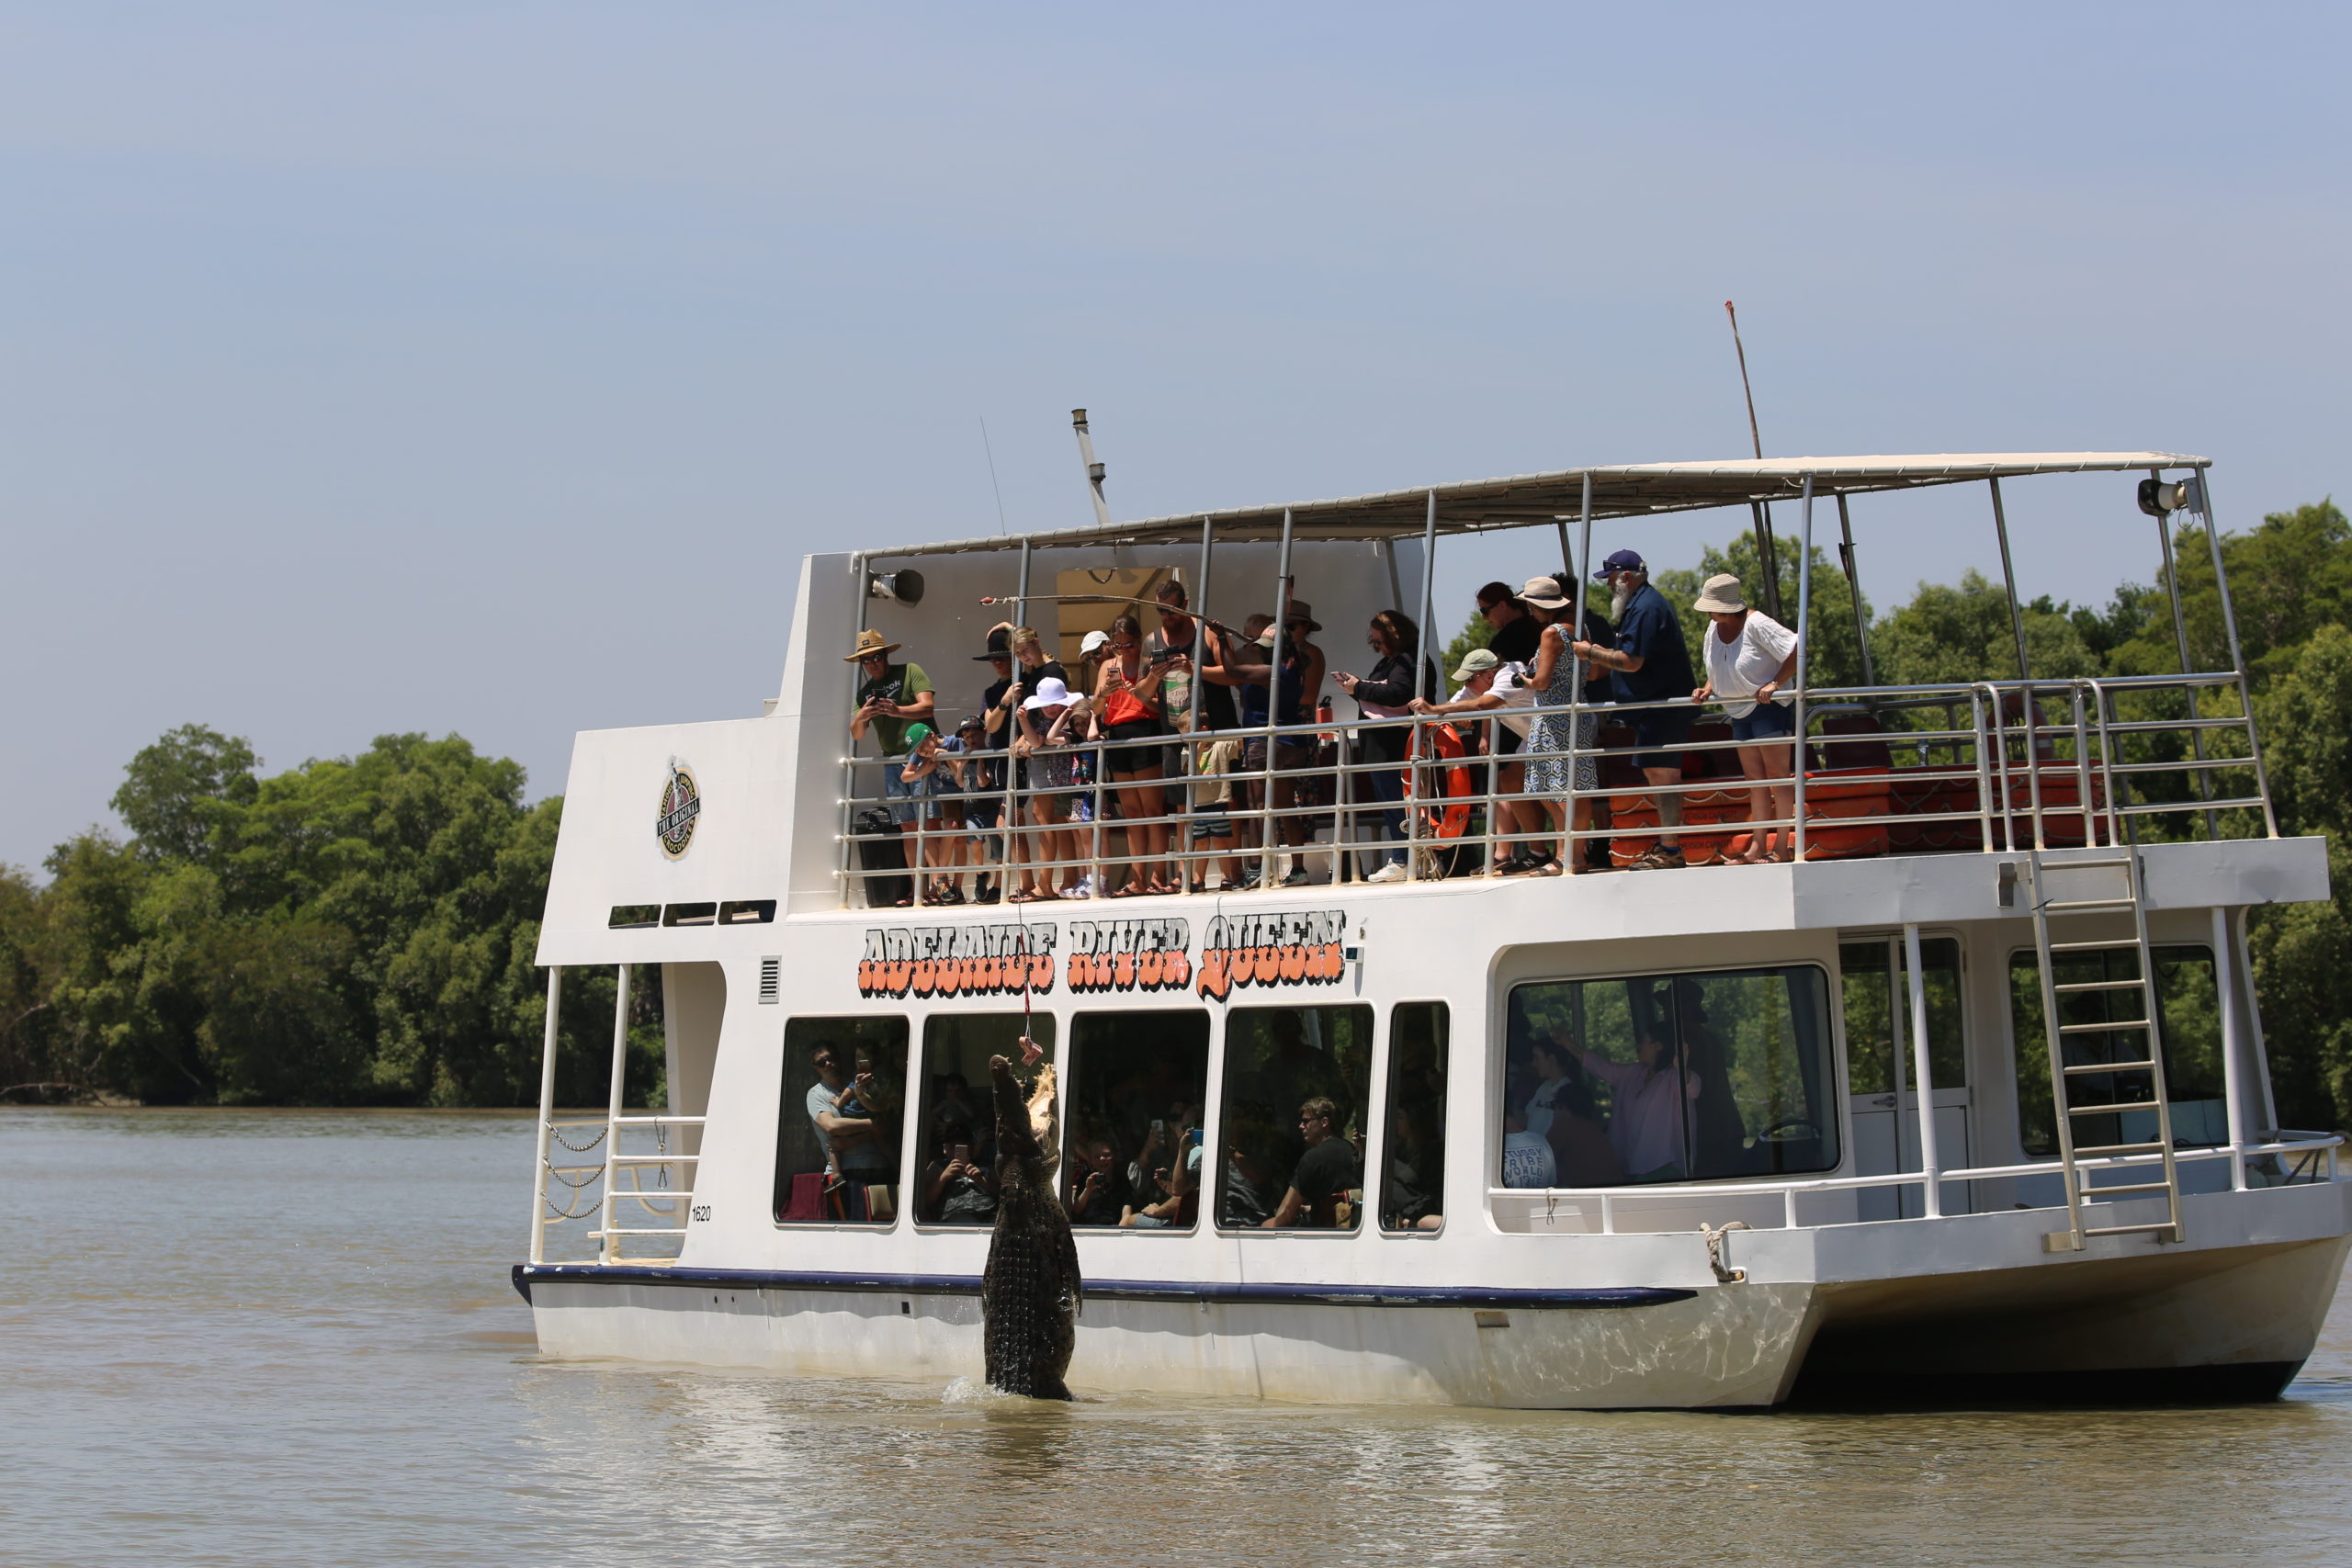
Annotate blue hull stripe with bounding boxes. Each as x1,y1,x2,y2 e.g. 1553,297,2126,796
511,1262,1693,1310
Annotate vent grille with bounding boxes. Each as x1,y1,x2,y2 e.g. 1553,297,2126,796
759,957,781,1004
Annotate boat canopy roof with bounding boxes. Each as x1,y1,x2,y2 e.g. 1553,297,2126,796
876,450,2206,556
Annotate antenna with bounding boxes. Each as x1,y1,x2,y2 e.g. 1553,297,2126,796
979,415,1009,535
1071,408,1112,528
1724,300,1784,618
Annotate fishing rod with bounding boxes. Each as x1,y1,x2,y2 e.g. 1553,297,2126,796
1724,299,1785,619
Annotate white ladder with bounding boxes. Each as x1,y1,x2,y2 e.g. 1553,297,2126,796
2026,846,2187,1251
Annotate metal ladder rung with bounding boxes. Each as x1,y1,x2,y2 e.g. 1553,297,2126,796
2063,1057,2156,1074
2083,1222,2181,1239
2057,1020,2149,1035
2067,1100,2164,1116
2049,856,2133,870
2053,978,2145,994
2042,897,2135,912
2072,1141,2166,1156
2083,1180,2174,1197
2047,938,2141,953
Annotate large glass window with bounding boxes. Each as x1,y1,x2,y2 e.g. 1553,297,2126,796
2009,946,2225,1155
775,1017,910,1224
1381,1002,1448,1232
1839,937,1965,1093
1062,1010,1211,1230
1505,968,1838,1186
913,1013,1057,1227
1217,1004,1374,1230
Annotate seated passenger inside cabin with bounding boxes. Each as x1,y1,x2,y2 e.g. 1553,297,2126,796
1499,1081,1556,1189
808,1042,899,1216
1261,1097,1362,1228
1121,1107,1204,1229
1066,1132,1133,1226
922,1120,998,1224
1381,1099,1444,1230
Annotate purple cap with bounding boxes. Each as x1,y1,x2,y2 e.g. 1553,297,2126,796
1593,548,1647,580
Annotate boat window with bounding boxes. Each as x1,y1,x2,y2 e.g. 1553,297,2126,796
1381,1002,1448,1233
1062,1010,1210,1230
1839,938,1965,1092
912,1013,1057,1227
2008,946,2225,1155
1216,1004,1374,1232
773,1017,910,1225
1504,967,1838,1187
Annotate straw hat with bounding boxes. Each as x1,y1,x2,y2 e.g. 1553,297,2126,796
1692,574,1748,615
843,627,901,662
1518,575,1571,610
1281,599,1323,632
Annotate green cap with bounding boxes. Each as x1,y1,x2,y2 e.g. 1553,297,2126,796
904,722,935,748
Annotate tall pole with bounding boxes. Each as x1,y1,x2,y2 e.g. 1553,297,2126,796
1836,492,1875,690
1904,924,1942,1218
1071,409,1112,528
1001,538,1033,892
1988,478,2031,681
601,963,632,1266
1571,473,1594,865
2152,470,2216,839
529,965,562,1264
1724,300,1783,619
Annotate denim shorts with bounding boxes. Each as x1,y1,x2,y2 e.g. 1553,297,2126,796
1731,702,1795,742
880,766,922,825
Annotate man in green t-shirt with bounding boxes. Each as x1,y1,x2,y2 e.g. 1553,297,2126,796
846,627,935,823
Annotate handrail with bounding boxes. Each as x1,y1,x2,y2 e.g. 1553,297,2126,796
835,670,2275,902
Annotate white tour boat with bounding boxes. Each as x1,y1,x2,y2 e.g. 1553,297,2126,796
513,446,2350,1408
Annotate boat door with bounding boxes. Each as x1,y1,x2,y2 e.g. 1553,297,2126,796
1839,936,1970,1220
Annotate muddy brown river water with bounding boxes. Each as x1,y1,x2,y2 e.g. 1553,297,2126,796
5,1108,2347,1566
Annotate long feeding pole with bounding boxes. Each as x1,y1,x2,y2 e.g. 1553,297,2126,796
1071,409,1112,528
1725,300,1783,619
1988,478,2032,681
1837,493,1876,689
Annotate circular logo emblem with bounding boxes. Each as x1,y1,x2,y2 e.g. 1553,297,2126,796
656,761,701,860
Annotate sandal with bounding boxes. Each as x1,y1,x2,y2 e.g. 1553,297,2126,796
1532,858,1565,876
1629,845,1688,871
1008,889,1046,904
938,887,965,906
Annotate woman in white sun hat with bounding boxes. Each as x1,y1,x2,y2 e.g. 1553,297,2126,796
1690,573,1801,863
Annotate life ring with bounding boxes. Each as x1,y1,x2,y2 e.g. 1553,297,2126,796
1407,722,1475,840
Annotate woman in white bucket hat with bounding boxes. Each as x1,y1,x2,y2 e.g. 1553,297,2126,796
1690,573,1801,863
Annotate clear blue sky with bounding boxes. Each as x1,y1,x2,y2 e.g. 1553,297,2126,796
5,3,2346,871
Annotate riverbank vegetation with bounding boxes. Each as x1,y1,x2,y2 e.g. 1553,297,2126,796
6,501,2348,1124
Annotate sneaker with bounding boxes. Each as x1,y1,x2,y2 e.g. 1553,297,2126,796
1281,866,1311,886
1365,863,1408,884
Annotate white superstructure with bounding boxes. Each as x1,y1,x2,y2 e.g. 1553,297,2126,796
514,451,2350,1408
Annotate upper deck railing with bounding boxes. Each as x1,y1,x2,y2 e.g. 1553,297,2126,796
834,668,2275,906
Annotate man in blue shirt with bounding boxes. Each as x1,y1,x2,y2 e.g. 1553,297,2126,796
1572,549,1697,869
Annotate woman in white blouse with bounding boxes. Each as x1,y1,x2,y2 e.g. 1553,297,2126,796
1690,574,1801,863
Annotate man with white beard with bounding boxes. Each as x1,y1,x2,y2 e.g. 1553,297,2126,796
1573,550,1698,869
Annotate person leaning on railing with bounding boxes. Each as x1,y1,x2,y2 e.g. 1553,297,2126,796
846,626,935,836
1575,551,1698,872
1410,648,1525,873
1332,608,1437,885
1515,575,1604,876
1689,573,1801,864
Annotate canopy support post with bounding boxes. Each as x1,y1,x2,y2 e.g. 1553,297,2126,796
600,963,631,1267
1792,475,1815,862
1989,478,2031,681
1409,491,1439,880
1261,508,1296,866
2189,473,2278,838
1905,923,1943,1219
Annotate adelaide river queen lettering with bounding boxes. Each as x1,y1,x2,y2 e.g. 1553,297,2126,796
859,924,1057,998
1195,910,1347,1000
1063,919,1192,993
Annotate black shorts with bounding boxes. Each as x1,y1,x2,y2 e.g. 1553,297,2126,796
1104,719,1166,773
1627,705,1697,771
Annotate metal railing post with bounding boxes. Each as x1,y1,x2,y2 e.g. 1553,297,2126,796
530,965,562,1264
1792,474,1815,861
1571,473,1593,867
601,963,632,1267
1408,490,1439,879
1261,508,1295,872
2213,906,2250,1191
1904,923,1942,1218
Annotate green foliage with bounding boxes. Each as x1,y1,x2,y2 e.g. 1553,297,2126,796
111,724,258,864
1439,610,1493,687
1869,570,2101,687
2,729,644,1108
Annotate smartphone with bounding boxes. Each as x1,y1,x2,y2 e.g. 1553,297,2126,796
1185,1127,1204,1148
1150,1118,1167,1136
951,1143,971,1163
1147,646,1183,667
